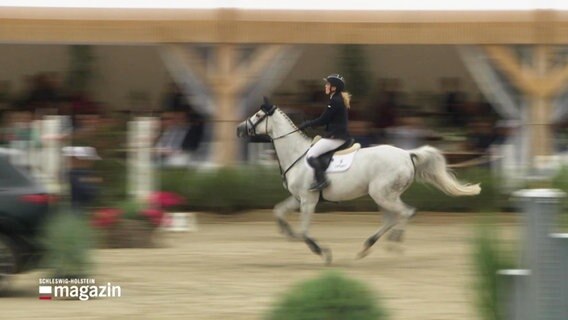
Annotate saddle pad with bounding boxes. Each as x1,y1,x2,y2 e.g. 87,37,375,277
326,152,357,172
305,150,358,173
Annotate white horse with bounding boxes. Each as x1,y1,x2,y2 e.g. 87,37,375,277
236,100,481,264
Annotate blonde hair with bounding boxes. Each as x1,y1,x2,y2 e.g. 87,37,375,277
341,91,352,109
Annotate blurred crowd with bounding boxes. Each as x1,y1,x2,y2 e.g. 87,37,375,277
0,74,207,165
0,74,208,211
1,71,566,184
288,76,568,159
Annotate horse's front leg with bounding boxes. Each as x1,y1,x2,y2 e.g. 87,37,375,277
299,199,332,265
274,196,301,240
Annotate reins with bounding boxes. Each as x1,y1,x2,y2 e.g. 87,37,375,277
264,116,308,190
272,128,301,140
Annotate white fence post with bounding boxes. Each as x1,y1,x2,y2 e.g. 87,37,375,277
128,117,159,202
41,115,64,194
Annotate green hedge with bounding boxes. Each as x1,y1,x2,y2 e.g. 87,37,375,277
472,218,515,320
159,166,289,214
267,270,388,320
158,166,502,213
40,212,94,278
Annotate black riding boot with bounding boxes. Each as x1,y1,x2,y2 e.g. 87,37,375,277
307,157,330,191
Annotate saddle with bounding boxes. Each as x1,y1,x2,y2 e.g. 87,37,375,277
311,136,361,170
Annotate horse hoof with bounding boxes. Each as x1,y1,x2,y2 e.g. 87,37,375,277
356,248,370,260
386,243,405,254
321,247,333,265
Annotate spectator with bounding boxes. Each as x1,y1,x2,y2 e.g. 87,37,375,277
163,82,188,113
385,115,438,150
440,77,466,127
154,111,191,166
63,146,102,213
369,78,400,144
465,120,496,153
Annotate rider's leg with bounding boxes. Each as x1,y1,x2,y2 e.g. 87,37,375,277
306,138,344,191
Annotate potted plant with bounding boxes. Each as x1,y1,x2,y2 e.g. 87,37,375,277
91,191,185,248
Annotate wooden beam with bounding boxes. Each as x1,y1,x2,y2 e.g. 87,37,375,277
484,46,539,96
163,44,209,86
484,45,565,159
0,9,567,44
233,45,284,92
529,45,553,158
543,64,568,97
211,44,240,166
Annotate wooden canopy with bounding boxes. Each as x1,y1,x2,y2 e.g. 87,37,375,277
0,8,567,44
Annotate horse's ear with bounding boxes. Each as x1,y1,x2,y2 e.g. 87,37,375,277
260,96,276,115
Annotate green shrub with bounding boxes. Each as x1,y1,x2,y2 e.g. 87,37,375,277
159,166,288,213
402,167,500,212
472,218,514,320
41,212,94,278
267,270,388,320
118,199,145,221
157,166,503,214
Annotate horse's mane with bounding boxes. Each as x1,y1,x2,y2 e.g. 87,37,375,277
275,108,310,141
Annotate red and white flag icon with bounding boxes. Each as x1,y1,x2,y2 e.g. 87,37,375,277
39,286,52,300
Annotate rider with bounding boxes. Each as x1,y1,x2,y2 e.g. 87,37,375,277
299,74,352,191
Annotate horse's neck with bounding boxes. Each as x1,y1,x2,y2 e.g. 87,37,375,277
271,111,310,170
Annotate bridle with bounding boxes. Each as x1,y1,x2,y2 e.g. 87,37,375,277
246,106,300,140
245,105,308,190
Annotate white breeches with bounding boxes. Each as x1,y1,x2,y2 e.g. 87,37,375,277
306,138,345,158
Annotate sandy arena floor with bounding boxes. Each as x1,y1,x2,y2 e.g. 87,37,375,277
2,211,519,320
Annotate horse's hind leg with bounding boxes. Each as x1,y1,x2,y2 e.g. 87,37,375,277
357,186,412,258
357,210,398,259
388,201,416,243
274,196,301,240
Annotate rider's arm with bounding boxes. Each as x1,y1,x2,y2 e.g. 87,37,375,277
299,104,336,130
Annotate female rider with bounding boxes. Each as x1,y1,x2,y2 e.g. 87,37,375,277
299,74,352,191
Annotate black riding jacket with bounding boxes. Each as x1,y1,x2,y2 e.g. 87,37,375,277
299,92,351,140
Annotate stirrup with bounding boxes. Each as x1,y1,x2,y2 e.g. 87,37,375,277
309,179,330,192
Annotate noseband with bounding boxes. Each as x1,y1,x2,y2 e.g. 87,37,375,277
246,107,299,140
246,111,270,138
244,106,307,190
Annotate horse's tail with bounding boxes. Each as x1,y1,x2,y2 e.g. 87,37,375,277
409,145,481,196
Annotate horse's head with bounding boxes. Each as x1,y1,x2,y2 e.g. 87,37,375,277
236,97,277,138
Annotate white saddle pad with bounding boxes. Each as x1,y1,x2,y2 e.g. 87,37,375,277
305,150,358,173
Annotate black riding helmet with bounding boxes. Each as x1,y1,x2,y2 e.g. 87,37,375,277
323,74,345,91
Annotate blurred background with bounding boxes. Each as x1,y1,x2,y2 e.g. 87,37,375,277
0,3,567,320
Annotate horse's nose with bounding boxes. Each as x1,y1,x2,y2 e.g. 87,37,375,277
236,122,247,137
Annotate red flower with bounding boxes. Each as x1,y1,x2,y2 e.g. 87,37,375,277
148,191,185,209
91,208,123,228
141,208,165,227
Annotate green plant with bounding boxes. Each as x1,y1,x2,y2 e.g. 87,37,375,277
156,166,504,214
41,212,94,278
472,218,514,320
267,270,387,320
339,45,371,98
118,199,145,221
66,45,95,93
158,166,288,214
